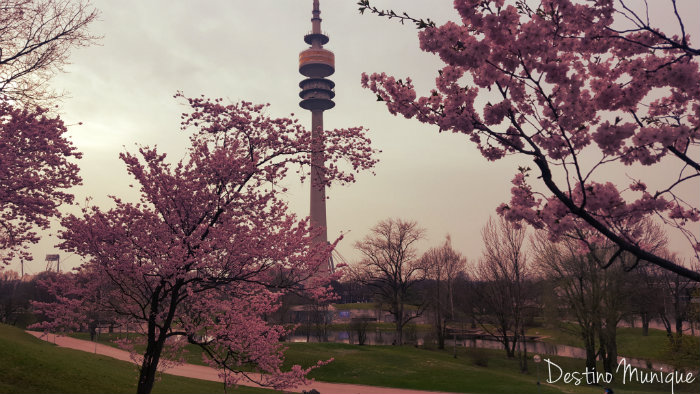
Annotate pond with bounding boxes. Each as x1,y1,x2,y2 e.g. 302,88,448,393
288,329,683,373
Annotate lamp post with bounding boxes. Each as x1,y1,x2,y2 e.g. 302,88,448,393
533,354,542,394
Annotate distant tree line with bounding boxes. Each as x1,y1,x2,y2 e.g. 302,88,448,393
3,215,698,380
335,217,699,375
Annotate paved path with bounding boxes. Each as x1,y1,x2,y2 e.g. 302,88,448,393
26,331,455,394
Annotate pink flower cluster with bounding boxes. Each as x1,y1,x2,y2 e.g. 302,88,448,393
38,94,377,390
0,103,81,265
363,0,700,266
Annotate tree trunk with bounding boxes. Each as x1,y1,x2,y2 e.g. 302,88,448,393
660,313,673,338
583,330,597,373
306,310,311,342
136,335,165,394
136,284,180,394
605,332,617,376
599,325,617,376
437,319,445,350
518,325,528,373
89,321,97,342
436,281,444,350
641,313,650,336
453,329,457,358
675,315,684,336
395,303,404,345
503,334,515,358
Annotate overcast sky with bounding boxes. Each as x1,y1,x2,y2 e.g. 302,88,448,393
10,0,700,275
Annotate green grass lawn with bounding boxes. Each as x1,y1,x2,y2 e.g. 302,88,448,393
285,342,564,394
528,324,700,369
66,330,699,394
333,302,378,310
281,342,699,394
0,324,277,394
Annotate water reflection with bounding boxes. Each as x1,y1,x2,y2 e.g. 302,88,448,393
288,330,684,373
461,338,677,372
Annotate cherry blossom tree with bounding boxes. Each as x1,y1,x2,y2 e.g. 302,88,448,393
30,268,115,339
0,102,82,265
0,0,97,267
0,0,98,105
360,0,700,280
44,94,377,394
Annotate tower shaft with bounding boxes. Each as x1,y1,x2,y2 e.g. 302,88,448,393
310,109,327,245
299,0,335,274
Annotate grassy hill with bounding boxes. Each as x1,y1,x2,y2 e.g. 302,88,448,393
282,342,699,394
10,324,699,394
69,330,700,394
0,324,275,394
528,324,700,369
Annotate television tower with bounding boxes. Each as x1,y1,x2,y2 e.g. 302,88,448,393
299,0,335,273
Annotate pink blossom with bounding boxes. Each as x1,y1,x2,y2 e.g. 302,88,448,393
362,0,700,277
0,103,81,265
38,94,377,393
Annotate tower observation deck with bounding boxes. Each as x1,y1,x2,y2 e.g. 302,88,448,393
299,0,335,111
299,0,334,274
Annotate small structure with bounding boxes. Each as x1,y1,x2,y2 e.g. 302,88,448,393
45,254,60,272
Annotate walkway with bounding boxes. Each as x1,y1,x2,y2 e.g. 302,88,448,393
26,331,454,394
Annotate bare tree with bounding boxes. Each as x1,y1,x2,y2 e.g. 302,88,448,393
471,217,529,372
532,229,649,376
629,264,665,336
532,231,601,373
0,0,98,105
650,255,696,339
420,234,466,349
626,221,670,336
354,218,425,345
636,255,700,362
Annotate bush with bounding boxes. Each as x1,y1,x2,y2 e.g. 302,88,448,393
349,318,371,346
665,334,700,367
470,348,490,367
